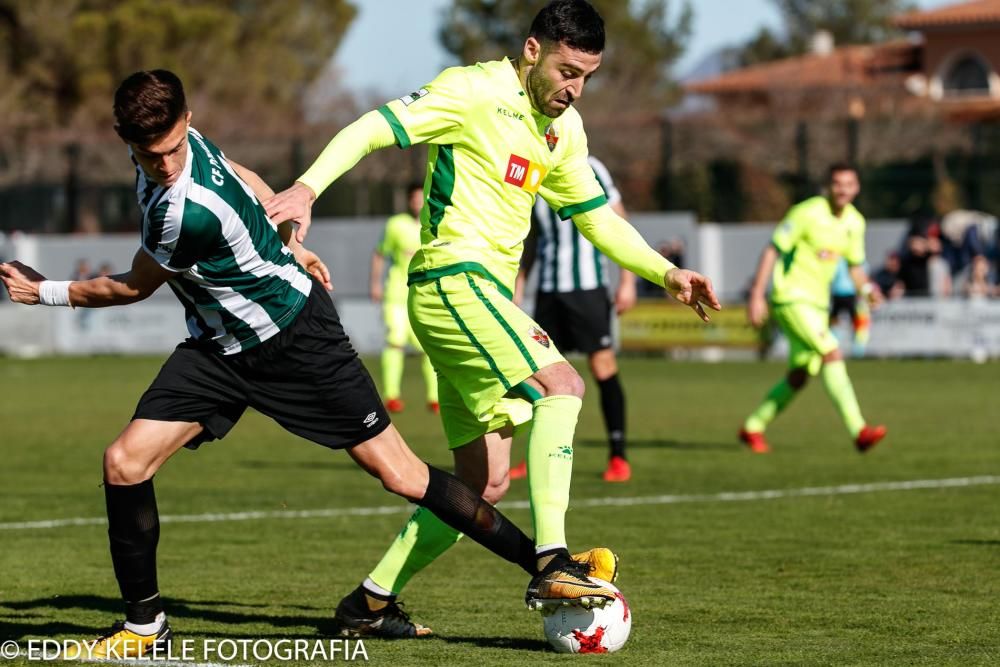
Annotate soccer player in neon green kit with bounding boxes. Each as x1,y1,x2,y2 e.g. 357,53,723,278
371,182,439,413
741,163,887,454
266,0,720,636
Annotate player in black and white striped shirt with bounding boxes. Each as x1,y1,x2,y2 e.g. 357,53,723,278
515,156,636,482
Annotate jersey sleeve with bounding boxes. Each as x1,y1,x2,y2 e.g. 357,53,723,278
845,214,866,266
538,113,607,219
142,199,215,272
771,203,808,254
588,156,622,207
377,66,471,148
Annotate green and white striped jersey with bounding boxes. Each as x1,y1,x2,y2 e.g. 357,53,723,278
134,128,311,355
533,156,621,293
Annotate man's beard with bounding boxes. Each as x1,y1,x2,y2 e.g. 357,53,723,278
527,67,565,119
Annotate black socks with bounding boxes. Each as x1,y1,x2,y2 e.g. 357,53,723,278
598,374,626,459
105,478,163,624
417,465,536,575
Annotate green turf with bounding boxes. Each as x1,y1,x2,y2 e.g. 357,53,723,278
1,356,998,665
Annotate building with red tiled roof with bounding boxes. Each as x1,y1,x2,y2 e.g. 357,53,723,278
686,0,1000,121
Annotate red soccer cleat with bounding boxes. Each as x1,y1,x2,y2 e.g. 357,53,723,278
602,456,631,482
427,401,440,414
385,398,405,413
855,424,887,453
739,428,771,454
509,459,527,480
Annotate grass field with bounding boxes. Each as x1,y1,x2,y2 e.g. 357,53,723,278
1,355,998,666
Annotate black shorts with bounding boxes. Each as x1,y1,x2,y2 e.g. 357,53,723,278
830,294,858,321
534,288,613,354
133,281,390,450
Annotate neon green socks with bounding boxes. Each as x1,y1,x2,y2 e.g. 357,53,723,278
744,379,797,433
368,507,463,594
527,394,582,549
821,360,865,437
381,346,404,399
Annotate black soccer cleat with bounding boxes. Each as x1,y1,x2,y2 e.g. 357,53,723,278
332,595,432,639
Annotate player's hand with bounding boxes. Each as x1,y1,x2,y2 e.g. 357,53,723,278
664,268,721,323
264,182,316,243
0,261,46,305
747,292,769,328
614,280,637,315
370,283,383,303
293,247,332,291
864,284,883,309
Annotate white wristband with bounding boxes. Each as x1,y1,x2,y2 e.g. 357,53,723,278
39,280,73,307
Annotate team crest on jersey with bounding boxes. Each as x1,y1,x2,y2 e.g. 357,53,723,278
399,88,429,106
544,124,559,151
504,154,547,194
817,249,838,261
529,326,550,348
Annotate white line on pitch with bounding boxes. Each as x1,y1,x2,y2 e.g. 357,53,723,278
2,475,997,532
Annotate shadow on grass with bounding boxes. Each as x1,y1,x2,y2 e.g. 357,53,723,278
436,634,551,651
578,438,736,451
950,539,1000,546
236,459,359,471
1,595,332,639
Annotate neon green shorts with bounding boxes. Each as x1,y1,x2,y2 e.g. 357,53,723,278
383,301,422,350
409,271,565,447
772,302,839,375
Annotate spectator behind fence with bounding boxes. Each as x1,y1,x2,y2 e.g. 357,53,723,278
873,251,905,299
898,217,950,297
963,255,995,300
940,209,996,278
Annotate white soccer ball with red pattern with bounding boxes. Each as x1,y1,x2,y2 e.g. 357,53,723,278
542,579,632,653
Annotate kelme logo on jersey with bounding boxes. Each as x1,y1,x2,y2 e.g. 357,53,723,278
504,154,546,194
399,88,428,106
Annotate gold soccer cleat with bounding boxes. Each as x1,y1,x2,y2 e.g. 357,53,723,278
571,547,620,583
61,620,171,660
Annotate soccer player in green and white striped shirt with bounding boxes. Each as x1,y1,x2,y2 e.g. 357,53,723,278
515,155,636,482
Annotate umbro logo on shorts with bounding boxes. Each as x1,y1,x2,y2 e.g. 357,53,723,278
364,412,379,428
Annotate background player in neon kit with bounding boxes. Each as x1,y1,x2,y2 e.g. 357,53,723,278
741,163,886,454
0,70,571,658
264,0,719,636
514,155,637,482
371,182,439,414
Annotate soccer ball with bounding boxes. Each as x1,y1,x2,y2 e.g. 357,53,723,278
542,579,632,653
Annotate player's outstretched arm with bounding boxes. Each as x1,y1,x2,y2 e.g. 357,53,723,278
263,110,397,242
0,249,172,308
850,264,882,308
572,205,720,321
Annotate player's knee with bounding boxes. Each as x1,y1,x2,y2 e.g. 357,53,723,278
103,442,149,485
536,363,585,399
787,368,809,390
589,350,618,381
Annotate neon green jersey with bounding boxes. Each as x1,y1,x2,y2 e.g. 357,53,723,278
770,195,866,309
377,212,422,305
377,58,607,297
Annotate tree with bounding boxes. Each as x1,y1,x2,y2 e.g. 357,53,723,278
729,0,914,67
0,0,357,137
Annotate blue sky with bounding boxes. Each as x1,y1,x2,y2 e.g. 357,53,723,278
336,0,947,96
